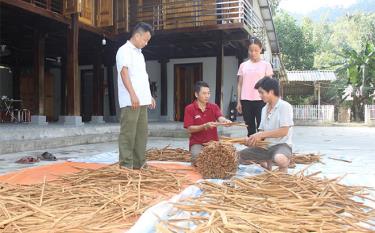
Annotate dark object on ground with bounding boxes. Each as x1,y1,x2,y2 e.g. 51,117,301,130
15,156,40,164
37,152,57,161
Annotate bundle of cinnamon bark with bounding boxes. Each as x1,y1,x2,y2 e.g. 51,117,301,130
195,141,238,179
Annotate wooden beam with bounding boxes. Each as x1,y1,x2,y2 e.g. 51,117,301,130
215,35,223,107
66,13,80,116
159,59,168,116
33,30,45,115
106,65,116,116
93,50,104,116
78,23,116,40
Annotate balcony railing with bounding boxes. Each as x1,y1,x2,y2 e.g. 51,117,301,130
130,0,265,37
22,0,63,14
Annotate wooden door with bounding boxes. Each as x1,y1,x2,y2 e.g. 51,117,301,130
174,63,202,121
44,71,55,121
81,70,94,122
19,71,34,114
97,0,113,27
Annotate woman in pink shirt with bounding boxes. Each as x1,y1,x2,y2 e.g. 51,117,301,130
236,37,274,136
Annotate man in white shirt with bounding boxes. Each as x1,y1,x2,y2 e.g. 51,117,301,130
116,22,156,169
238,77,294,173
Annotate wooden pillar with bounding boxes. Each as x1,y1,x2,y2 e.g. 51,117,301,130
106,65,116,116
12,60,21,100
317,82,321,107
46,0,51,10
93,50,104,116
215,36,223,107
60,55,67,115
66,13,80,116
33,30,45,115
160,59,168,116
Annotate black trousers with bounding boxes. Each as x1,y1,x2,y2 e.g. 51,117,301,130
241,100,265,136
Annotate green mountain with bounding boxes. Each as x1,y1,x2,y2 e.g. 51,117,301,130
290,0,375,22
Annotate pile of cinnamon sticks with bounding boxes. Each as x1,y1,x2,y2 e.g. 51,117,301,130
157,171,375,232
0,165,187,233
146,146,191,162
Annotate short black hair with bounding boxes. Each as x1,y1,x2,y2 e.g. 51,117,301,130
254,77,280,96
248,37,262,49
132,22,154,36
194,81,209,94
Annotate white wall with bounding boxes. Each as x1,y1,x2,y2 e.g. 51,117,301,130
252,0,262,19
146,60,161,121
250,0,274,64
166,57,216,120
223,57,239,117
113,56,239,121
163,56,238,121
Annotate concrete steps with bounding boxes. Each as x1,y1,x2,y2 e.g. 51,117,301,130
0,122,190,154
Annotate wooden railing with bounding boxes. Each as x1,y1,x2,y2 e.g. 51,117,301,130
293,105,334,122
130,0,264,36
21,0,63,14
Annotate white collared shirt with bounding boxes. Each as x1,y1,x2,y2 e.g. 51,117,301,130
116,40,152,108
259,98,294,147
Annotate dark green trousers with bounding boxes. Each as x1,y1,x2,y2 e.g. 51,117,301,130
118,106,148,168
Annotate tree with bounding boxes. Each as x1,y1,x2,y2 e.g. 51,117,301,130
274,11,316,70
313,13,375,69
336,42,375,121
269,0,281,16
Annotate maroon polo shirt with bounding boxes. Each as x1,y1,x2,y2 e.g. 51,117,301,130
184,101,223,148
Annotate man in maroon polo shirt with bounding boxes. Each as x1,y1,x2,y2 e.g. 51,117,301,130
184,81,232,162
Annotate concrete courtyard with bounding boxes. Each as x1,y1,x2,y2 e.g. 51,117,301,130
1,125,375,212
1,126,374,188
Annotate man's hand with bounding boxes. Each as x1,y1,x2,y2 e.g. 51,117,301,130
246,132,264,147
218,117,232,126
222,119,232,124
236,102,242,114
149,98,156,109
222,118,232,127
203,122,218,130
130,94,140,110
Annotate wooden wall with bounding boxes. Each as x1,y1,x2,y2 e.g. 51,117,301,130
63,0,115,27
162,0,216,29
20,69,55,120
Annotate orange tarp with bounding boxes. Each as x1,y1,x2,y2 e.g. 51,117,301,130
0,161,201,185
